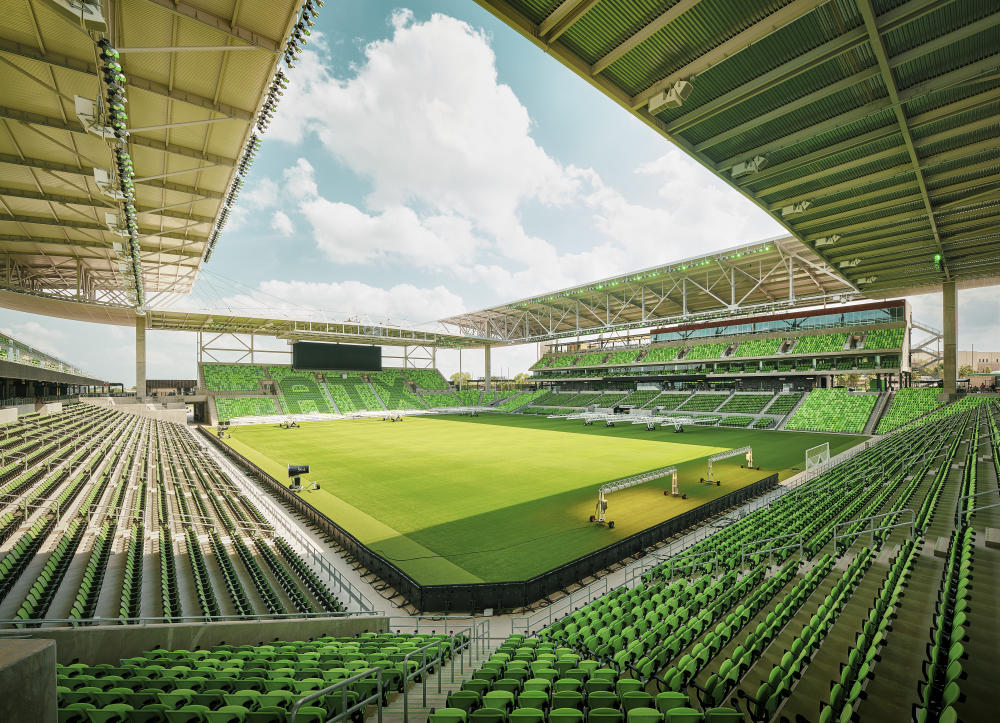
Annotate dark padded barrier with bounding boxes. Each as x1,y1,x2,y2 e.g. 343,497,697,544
202,427,777,612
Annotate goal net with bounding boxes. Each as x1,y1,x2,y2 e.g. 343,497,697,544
805,442,830,470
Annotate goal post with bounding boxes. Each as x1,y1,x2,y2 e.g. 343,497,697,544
805,442,830,470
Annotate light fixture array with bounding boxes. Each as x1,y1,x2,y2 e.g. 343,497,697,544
97,36,143,306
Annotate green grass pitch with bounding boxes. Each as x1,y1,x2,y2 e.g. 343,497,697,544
221,414,865,584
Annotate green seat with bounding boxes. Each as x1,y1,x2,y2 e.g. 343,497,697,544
655,692,688,715
164,705,212,723
288,707,329,723
626,708,663,723
510,708,545,723
246,706,288,723
429,707,468,723
588,691,619,710
203,705,250,723
552,691,584,711
446,690,482,713
517,690,549,711
589,708,624,723
665,708,703,723
85,703,134,723
550,708,585,723
621,692,654,712
469,707,506,723
484,690,515,712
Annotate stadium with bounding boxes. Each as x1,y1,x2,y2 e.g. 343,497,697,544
0,1,997,723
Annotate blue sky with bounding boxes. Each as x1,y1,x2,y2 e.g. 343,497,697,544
1,2,995,384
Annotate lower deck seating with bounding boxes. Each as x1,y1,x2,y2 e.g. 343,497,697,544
370,370,425,410
322,372,383,412
214,397,279,422
785,388,877,433
57,632,456,723
876,388,941,434
267,367,332,415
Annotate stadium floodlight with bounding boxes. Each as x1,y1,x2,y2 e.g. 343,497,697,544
648,79,694,114
814,235,841,248
780,201,811,217
731,155,768,179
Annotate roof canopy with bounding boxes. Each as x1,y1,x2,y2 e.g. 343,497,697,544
473,0,1000,298
439,236,860,343
0,0,305,306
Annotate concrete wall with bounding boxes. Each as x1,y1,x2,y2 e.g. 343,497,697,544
0,407,16,425
35,401,62,415
0,616,388,665
80,397,188,424
0,638,56,723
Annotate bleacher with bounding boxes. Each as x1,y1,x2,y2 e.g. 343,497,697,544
0,406,348,631
496,390,547,411
684,343,729,361
215,397,280,422
268,367,333,415
648,392,694,410
322,372,384,413
370,370,426,410
864,327,906,350
791,332,848,355
203,364,266,392
606,349,642,365
405,369,450,389
762,392,802,416
643,346,680,364
476,400,994,723
423,391,462,408
455,389,482,405
875,388,942,434
57,632,455,722
732,338,782,358
678,393,730,412
717,394,774,415
785,388,878,433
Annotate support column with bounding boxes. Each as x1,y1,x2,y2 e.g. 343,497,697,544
136,315,147,401
484,346,492,393
942,281,957,399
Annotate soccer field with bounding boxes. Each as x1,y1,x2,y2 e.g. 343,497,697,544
221,414,865,584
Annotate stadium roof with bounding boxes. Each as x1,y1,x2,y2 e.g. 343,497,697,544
0,288,495,349
438,235,861,343
0,0,305,307
472,0,1000,298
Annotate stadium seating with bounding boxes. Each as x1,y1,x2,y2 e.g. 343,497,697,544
606,349,642,365
785,388,877,433
215,397,280,422
752,417,774,428
519,403,992,723
203,364,266,392
423,392,462,407
719,415,754,427
791,332,848,354
455,389,482,405
732,338,782,357
643,346,680,363
646,392,693,410
864,327,905,350
406,369,450,389
268,367,333,415
876,388,941,434
56,632,455,722
717,394,773,414
678,393,730,412
496,390,548,411
618,390,659,407
370,369,426,410
322,372,384,412
683,343,729,361
0,407,346,626
577,352,608,366
762,392,802,416
551,355,581,368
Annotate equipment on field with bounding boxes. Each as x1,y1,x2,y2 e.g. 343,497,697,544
705,446,754,485
592,465,680,526
805,442,830,470
288,463,310,492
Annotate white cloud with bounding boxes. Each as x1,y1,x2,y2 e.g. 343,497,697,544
270,11,577,241
271,210,294,236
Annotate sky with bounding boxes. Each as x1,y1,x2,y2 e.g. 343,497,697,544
2,2,997,384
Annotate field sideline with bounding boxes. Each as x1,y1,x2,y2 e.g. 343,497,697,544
221,414,864,584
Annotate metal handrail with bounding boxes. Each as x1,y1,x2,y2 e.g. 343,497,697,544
402,639,447,723
0,609,382,629
511,577,609,636
956,488,1000,525
832,508,915,549
289,666,383,723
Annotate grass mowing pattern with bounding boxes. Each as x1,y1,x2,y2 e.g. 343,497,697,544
222,415,864,585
